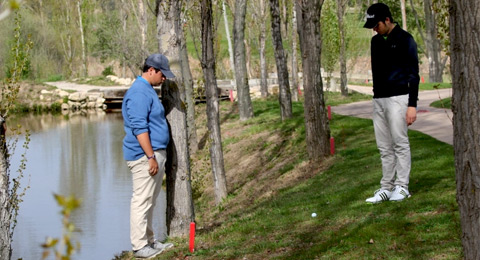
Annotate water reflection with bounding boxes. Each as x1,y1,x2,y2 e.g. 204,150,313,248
10,112,167,260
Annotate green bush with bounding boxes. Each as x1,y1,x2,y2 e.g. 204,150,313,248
102,66,115,77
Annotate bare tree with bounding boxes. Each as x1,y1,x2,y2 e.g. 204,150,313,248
423,0,445,82
222,0,235,76
249,0,269,98
409,0,447,83
131,0,148,59
450,0,480,258
296,0,330,160
336,0,348,96
57,0,75,78
76,0,87,77
269,0,292,120
156,0,195,237
0,115,8,259
291,2,299,101
233,0,254,120
201,0,228,205
177,6,199,155
400,0,407,30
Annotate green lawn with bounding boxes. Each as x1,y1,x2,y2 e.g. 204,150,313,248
431,97,452,109
119,93,460,259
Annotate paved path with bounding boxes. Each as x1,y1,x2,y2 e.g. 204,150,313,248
45,81,129,92
333,85,453,145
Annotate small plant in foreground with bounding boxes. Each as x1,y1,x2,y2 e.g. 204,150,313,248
42,194,82,260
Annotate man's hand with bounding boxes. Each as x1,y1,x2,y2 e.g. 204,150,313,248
406,107,417,126
148,157,159,176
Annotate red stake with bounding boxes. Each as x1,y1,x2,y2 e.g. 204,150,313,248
330,137,335,155
327,105,332,120
189,222,195,253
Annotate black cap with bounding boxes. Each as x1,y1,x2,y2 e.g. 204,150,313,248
363,3,392,29
144,53,175,78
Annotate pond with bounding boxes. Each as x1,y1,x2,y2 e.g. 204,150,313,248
9,112,168,260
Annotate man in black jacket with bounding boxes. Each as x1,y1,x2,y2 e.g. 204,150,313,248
363,3,420,203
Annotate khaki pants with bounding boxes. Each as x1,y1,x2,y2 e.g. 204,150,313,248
126,150,166,251
373,95,411,190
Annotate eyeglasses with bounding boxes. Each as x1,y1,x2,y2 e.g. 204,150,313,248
373,21,382,30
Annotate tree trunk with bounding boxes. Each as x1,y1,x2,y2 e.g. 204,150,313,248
121,0,127,78
138,0,147,59
424,0,443,82
295,1,304,55
76,0,88,78
296,0,330,160
39,0,45,26
179,10,198,155
201,0,228,205
336,0,348,96
259,0,269,98
60,2,74,78
400,0,407,30
222,1,235,76
156,0,195,237
233,0,254,121
244,39,253,79
269,0,292,120
0,117,11,260
291,2,299,102
450,0,480,258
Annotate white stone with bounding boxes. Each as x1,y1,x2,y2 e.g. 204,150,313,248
41,89,53,95
55,89,70,97
69,92,87,102
96,97,106,104
106,75,118,81
87,102,96,108
86,92,104,101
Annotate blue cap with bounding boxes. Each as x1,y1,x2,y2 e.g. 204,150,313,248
145,53,175,78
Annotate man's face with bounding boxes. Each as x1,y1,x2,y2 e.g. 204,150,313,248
152,68,166,86
373,21,387,35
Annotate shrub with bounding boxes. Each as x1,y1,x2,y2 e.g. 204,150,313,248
102,66,115,77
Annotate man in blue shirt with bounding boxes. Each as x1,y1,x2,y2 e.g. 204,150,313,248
122,53,175,258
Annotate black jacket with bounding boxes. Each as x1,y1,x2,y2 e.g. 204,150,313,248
371,25,420,107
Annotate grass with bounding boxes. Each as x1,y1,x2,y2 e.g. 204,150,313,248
420,82,452,91
71,76,118,86
117,92,460,259
431,97,452,109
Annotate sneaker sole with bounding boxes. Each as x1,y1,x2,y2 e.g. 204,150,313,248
135,249,164,259
366,200,388,204
390,195,411,202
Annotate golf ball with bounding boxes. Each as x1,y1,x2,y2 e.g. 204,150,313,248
311,213,317,218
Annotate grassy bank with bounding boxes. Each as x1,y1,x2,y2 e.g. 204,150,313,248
118,92,460,259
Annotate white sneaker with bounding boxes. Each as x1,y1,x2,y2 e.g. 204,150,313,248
390,185,411,201
151,240,174,251
366,188,392,203
133,245,163,259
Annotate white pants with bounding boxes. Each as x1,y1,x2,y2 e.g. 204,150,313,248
126,150,166,251
373,95,411,190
